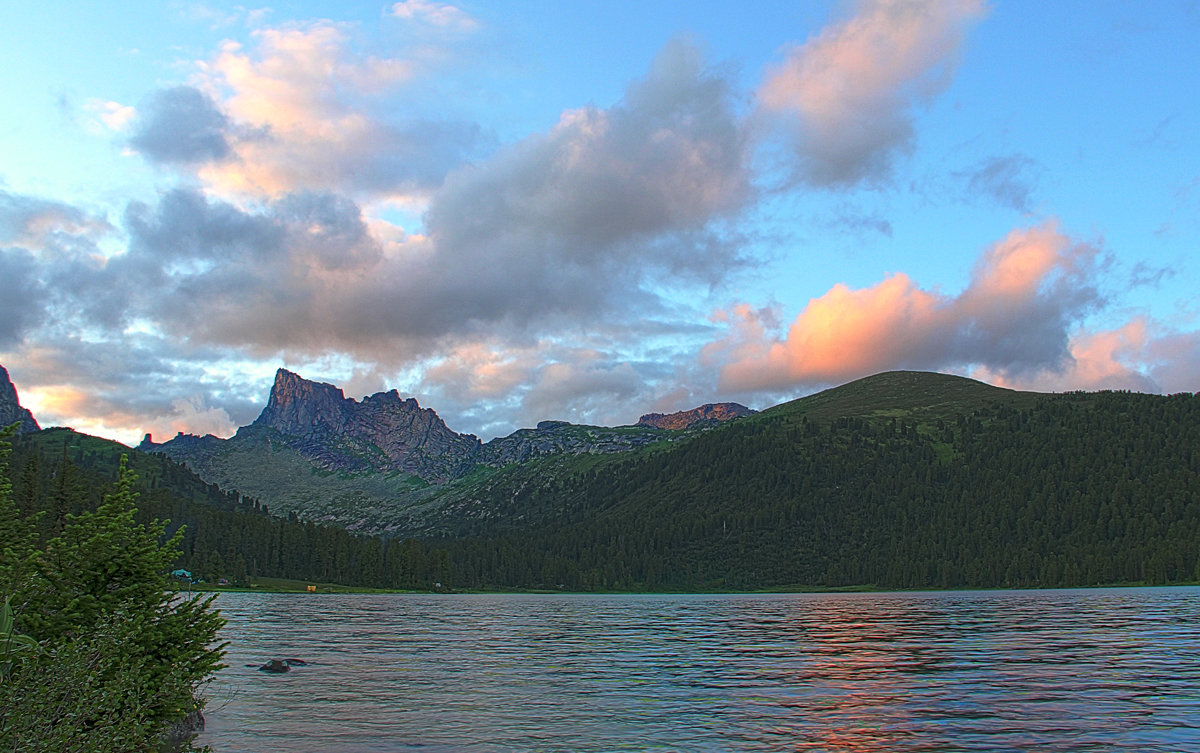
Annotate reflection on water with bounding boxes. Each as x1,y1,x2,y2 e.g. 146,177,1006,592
199,589,1200,752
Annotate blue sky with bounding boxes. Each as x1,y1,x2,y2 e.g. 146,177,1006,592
1,0,1198,445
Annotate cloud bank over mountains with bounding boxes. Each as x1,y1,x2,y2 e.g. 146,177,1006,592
1,0,1197,444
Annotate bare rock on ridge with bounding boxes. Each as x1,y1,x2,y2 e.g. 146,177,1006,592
636,402,756,431
248,368,482,482
0,365,40,434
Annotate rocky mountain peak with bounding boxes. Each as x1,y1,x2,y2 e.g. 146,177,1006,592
0,365,40,434
637,402,756,430
255,368,349,434
246,368,480,481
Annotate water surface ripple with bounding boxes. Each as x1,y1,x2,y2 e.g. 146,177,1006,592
198,588,1200,752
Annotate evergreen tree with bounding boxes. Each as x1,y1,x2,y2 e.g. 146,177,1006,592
0,453,226,752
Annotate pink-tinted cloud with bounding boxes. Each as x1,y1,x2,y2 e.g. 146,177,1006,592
758,0,986,187
173,20,481,200
975,318,1200,395
712,221,1106,392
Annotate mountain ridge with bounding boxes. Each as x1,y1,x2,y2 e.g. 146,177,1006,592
143,367,719,483
0,365,40,434
138,367,751,530
637,402,757,430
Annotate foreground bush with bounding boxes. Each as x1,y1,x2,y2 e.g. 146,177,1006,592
0,426,225,752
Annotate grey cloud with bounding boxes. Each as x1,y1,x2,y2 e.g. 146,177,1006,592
0,249,46,349
337,119,485,195
0,190,110,251
424,38,751,316
5,333,265,438
124,188,283,265
0,190,119,338
130,86,232,164
102,40,752,360
959,155,1040,212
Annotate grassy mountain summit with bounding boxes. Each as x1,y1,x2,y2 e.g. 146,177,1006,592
759,370,1039,421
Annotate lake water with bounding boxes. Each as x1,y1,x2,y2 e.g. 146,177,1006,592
197,588,1200,752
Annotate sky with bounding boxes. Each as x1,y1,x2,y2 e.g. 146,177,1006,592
1,0,1198,446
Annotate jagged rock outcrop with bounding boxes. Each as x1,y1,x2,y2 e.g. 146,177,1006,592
139,368,739,531
247,369,482,482
0,365,40,434
637,402,755,430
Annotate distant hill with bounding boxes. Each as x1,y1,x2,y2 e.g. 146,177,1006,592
410,372,1200,590
4,426,405,588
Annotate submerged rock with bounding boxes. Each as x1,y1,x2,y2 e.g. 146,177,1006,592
257,659,290,673
254,657,309,673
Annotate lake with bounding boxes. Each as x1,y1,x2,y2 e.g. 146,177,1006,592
197,588,1200,752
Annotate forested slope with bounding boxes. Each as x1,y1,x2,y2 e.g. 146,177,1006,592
6,429,426,588
416,377,1200,590
5,372,1198,592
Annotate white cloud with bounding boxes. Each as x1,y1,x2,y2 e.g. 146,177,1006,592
389,0,480,33
758,0,987,187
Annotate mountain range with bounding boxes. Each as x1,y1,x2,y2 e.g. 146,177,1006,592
4,362,1198,590
138,368,754,532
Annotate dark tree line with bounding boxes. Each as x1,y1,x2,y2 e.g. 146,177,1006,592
6,389,1199,593
6,429,442,590
416,391,1200,591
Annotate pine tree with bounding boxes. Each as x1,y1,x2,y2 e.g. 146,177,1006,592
1,454,226,752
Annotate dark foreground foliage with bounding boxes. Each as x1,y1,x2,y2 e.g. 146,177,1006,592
0,427,225,753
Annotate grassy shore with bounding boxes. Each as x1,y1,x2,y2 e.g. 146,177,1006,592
185,577,1198,596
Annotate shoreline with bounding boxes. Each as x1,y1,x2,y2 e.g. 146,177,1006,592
187,578,1200,596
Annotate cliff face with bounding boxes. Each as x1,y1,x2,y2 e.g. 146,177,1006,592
247,369,482,482
139,367,726,529
637,402,756,430
0,365,40,434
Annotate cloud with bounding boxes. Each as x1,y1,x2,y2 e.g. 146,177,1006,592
414,339,674,437
93,38,750,365
424,37,751,295
389,0,480,33
711,221,1105,391
0,191,118,345
129,86,232,164
957,154,1040,212
974,319,1200,395
0,249,45,349
0,190,112,251
190,20,482,200
5,336,264,445
84,99,137,132
758,0,986,187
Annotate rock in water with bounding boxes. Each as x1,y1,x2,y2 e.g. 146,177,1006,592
258,659,290,673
